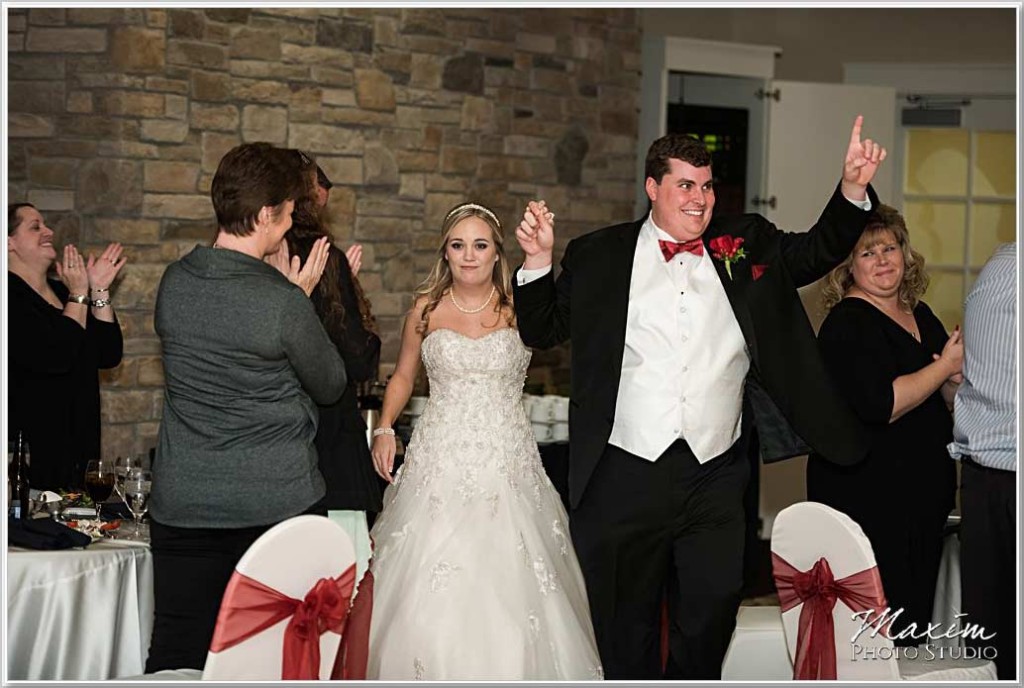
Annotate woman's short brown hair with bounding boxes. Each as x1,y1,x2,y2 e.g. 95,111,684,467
210,143,302,237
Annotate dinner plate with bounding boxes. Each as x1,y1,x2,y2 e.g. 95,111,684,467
66,519,122,541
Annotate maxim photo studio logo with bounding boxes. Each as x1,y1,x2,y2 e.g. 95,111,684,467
849,607,997,661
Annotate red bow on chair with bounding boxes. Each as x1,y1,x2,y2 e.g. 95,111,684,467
209,564,356,680
772,554,889,681
332,569,374,680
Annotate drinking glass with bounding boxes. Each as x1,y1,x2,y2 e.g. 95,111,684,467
122,467,152,541
114,455,142,501
83,459,115,522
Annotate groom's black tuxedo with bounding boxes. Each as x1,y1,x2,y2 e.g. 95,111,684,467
514,183,877,510
513,182,878,679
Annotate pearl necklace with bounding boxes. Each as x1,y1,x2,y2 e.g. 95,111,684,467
449,285,495,314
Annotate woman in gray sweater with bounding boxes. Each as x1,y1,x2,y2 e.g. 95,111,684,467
146,142,347,672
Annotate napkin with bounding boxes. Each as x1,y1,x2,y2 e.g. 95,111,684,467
7,516,92,550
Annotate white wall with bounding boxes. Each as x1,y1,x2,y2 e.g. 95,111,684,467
641,7,1016,83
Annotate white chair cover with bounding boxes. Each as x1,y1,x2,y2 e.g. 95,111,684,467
200,515,356,681
721,605,792,680
771,501,995,681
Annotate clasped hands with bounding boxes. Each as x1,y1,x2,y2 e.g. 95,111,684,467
515,200,556,269
933,325,964,385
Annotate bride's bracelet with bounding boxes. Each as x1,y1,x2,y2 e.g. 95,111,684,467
372,427,396,438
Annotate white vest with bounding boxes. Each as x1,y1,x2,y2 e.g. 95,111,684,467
607,218,749,463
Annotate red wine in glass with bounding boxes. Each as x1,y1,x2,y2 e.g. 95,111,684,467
85,472,115,504
84,460,114,521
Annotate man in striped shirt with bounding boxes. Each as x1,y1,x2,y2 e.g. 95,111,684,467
948,241,1016,680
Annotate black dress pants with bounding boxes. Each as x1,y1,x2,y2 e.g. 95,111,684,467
145,504,327,673
960,458,1016,680
570,440,749,680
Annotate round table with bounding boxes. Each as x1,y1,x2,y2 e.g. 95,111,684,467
6,538,154,680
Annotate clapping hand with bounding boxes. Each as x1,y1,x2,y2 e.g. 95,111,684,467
345,244,363,277
266,236,331,297
86,242,127,290
515,200,555,268
842,115,887,195
55,244,89,294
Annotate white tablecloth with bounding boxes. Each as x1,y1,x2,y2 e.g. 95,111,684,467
6,539,154,680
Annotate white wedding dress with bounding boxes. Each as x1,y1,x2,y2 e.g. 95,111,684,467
365,327,603,680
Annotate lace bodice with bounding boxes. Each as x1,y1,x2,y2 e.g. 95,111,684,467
392,327,539,501
419,327,531,420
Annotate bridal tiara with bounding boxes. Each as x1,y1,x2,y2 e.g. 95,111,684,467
445,203,501,229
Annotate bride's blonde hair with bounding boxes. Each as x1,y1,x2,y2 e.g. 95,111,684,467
414,202,514,334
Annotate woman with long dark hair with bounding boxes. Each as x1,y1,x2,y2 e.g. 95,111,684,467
285,150,383,566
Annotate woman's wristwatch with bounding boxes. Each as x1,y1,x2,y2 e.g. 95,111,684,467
372,427,396,438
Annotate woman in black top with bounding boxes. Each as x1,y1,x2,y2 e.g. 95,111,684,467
807,204,961,643
286,151,383,522
7,203,125,490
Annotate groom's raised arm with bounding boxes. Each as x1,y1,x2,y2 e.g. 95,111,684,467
513,200,572,349
779,114,888,286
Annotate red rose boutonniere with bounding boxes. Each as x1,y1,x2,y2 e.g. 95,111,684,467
709,235,746,280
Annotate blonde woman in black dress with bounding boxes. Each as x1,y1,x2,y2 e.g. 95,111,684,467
807,204,961,644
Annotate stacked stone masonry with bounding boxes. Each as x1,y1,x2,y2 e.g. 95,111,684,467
8,7,641,458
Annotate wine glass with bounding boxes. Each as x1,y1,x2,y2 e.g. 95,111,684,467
122,466,152,540
83,459,115,523
113,455,142,501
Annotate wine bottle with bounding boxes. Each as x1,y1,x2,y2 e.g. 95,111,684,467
9,432,28,520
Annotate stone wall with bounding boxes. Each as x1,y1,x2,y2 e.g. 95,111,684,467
7,7,642,458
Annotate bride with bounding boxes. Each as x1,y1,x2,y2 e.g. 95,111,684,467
364,201,602,680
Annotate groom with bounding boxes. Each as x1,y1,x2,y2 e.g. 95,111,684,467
513,117,886,679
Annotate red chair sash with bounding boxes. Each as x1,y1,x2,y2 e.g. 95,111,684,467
209,564,356,680
332,569,374,680
772,553,889,680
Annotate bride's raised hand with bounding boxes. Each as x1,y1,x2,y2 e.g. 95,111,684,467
371,434,397,484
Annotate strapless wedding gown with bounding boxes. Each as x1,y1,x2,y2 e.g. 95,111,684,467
365,328,603,680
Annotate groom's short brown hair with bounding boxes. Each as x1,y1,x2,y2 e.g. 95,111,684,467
645,134,712,183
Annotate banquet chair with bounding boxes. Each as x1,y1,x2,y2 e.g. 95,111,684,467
121,514,360,681
721,605,792,680
771,501,996,681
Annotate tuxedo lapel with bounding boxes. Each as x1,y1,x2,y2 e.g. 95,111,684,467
603,220,642,353
704,221,759,365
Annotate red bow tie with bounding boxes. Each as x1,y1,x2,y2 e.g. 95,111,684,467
658,238,704,261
